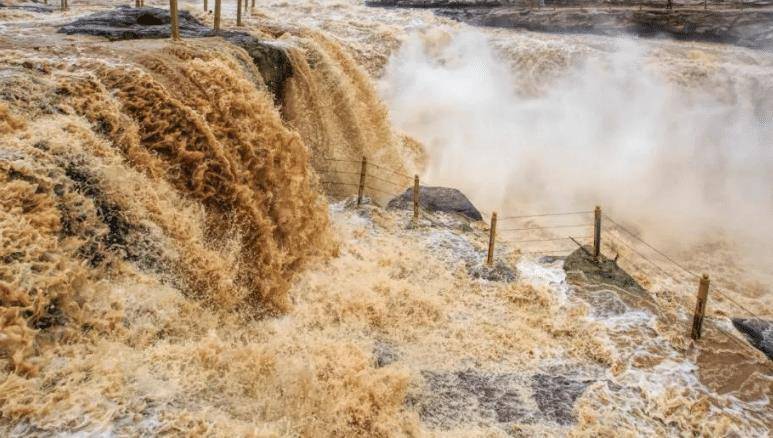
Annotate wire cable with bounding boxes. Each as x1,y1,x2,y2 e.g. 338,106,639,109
499,210,593,220
604,215,701,279
500,224,593,232
366,162,413,180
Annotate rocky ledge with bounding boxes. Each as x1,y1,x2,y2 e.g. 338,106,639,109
58,6,292,98
367,0,773,50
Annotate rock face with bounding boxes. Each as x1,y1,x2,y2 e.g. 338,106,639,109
415,369,593,428
732,318,773,359
434,8,773,50
367,0,773,50
0,1,53,13
387,186,483,221
58,6,293,97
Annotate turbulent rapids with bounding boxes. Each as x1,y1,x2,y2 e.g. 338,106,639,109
1,0,772,435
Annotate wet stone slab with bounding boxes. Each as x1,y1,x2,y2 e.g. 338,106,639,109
413,369,594,430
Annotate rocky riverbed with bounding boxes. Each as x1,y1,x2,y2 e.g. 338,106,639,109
366,0,773,49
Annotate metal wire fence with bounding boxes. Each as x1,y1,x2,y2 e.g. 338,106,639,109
316,154,769,362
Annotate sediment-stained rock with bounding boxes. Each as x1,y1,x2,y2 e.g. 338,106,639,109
388,186,483,221
732,318,773,359
58,6,293,97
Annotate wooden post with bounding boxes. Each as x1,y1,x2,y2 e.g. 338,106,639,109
136,0,141,7
413,175,420,221
169,0,180,40
691,274,710,340
357,156,367,207
236,0,242,26
60,0,66,11
487,212,497,266
593,206,601,260
251,0,255,8
214,0,221,32
204,0,208,12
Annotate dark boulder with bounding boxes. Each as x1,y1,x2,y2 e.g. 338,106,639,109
387,186,482,221
564,247,647,295
59,6,211,39
731,318,773,359
58,6,293,98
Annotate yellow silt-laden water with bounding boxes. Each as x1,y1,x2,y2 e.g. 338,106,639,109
0,0,772,435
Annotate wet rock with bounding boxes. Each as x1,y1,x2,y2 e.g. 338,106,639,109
387,186,483,221
0,1,54,13
374,341,399,367
417,370,529,427
434,7,773,50
416,369,593,429
583,289,628,318
470,259,517,282
731,318,773,359
59,6,211,39
564,247,646,295
58,6,293,97
531,374,592,425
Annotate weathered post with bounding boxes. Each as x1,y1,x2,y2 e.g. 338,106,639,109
691,274,711,340
357,156,367,207
170,0,180,40
413,175,420,222
214,0,222,32
487,212,498,266
593,206,601,260
204,0,208,12
236,0,242,26
136,0,141,7
251,0,255,8
60,0,66,11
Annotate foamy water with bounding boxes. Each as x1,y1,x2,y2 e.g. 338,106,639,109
0,0,771,435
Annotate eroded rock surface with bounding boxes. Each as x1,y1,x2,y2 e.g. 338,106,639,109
58,6,293,97
367,0,773,50
388,186,483,221
414,369,594,428
732,318,773,359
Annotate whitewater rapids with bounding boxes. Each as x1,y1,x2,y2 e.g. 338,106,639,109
1,0,771,435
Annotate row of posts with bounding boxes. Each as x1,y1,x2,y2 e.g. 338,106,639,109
484,206,711,342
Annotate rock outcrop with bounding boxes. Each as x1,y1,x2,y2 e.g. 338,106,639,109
367,0,773,50
0,1,54,13
58,6,293,97
434,7,773,49
732,318,773,359
387,186,483,221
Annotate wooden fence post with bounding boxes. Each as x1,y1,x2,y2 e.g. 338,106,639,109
357,156,367,207
487,212,497,266
236,0,242,26
413,175,420,221
214,0,221,32
691,274,710,340
170,0,180,40
593,206,601,260
60,0,67,11
204,0,208,12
